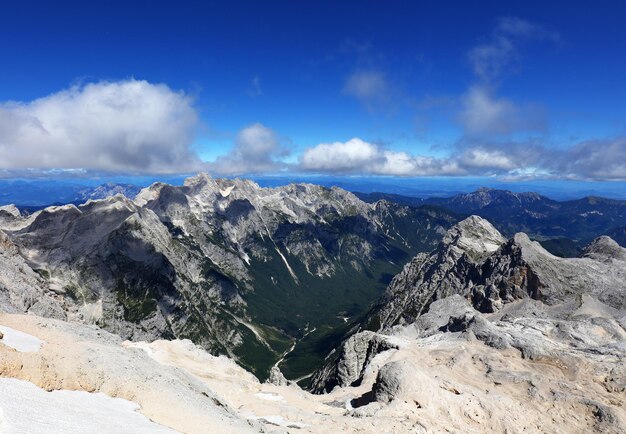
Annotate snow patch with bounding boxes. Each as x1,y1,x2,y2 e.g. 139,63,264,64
220,185,235,198
254,392,284,402
0,378,176,434
580,211,603,217
274,247,299,284
0,325,43,352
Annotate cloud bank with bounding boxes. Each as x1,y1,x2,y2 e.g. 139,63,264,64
298,136,626,180
300,138,516,177
210,123,288,175
0,79,203,175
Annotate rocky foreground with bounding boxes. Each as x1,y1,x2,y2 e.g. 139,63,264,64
1,215,625,433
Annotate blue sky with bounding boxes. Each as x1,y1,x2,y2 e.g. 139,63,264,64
1,1,626,186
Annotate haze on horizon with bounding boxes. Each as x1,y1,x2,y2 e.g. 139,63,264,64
1,0,626,194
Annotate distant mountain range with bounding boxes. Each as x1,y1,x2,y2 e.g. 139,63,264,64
6,180,625,255
77,182,142,202
0,174,458,381
4,175,626,207
0,181,142,211
357,188,626,250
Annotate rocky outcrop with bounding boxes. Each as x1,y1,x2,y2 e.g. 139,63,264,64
372,216,506,329
371,359,419,404
0,230,65,319
311,331,399,393
581,235,626,262
370,216,626,331
265,366,289,386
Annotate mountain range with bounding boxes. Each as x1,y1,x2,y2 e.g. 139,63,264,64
7,179,625,254
2,176,625,432
4,178,624,381
357,187,626,252
0,174,458,380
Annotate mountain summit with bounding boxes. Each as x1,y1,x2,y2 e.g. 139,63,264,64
366,215,626,331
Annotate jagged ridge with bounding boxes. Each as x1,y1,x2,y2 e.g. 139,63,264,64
0,173,458,380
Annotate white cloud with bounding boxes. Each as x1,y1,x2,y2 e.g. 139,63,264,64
343,71,390,110
0,79,202,174
458,86,545,136
551,137,626,180
459,86,517,135
455,18,552,138
468,17,559,81
210,123,287,175
300,138,464,176
298,137,573,178
300,138,381,172
458,148,517,171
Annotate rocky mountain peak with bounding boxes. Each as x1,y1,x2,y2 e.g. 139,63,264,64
368,214,626,332
183,172,214,188
510,232,553,259
581,235,626,262
0,205,25,231
81,193,138,211
133,182,172,207
78,183,141,202
443,215,506,260
181,175,265,213
0,205,21,218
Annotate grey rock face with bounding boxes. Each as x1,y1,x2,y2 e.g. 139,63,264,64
581,235,626,262
311,331,399,393
0,229,65,319
371,216,626,331
265,366,290,386
0,173,457,378
373,216,505,328
371,359,418,404
411,294,475,335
